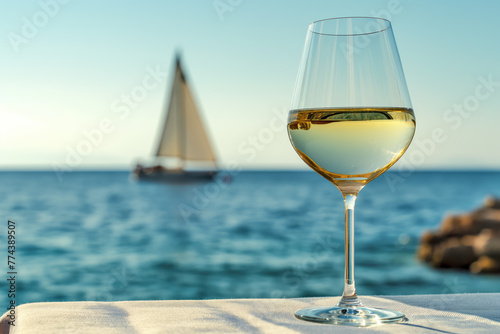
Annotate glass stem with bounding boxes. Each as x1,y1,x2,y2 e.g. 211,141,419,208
338,194,363,307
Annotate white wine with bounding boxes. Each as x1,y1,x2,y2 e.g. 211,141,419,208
288,108,415,193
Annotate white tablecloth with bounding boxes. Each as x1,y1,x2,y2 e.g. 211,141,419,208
1,293,499,333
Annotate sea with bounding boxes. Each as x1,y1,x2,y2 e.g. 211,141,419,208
2,170,500,307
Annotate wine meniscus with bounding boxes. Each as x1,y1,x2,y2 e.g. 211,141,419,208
288,107,415,193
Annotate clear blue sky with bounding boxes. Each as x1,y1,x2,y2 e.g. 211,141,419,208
1,0,499,170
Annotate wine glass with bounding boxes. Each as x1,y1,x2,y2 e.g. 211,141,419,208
287,17,415,326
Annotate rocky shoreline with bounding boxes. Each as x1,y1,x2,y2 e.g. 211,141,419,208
417,196,500,274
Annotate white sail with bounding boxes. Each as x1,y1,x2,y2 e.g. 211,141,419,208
156,64,182,158
156,59,217,168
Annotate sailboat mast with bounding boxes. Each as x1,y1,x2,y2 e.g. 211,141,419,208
177,57,186,170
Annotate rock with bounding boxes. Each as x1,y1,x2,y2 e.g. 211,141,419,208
417,196,500,274
417,242,433,262
420,230,445,245
440,214,474,236
431,238,477,269
439,213,500,237
484,196,500,210
472,229,500,260
417,231,446,262
475,208,500,221
470,256,500,274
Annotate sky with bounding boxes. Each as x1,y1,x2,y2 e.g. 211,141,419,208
1,0,499,171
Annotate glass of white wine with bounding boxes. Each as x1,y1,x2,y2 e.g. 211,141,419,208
288,17,415,326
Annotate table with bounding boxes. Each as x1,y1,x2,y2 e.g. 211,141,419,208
1,293,499,333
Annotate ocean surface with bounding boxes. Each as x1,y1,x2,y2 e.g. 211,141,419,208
2,170,500,306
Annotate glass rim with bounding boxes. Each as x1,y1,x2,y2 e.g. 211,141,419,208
309,17,391,36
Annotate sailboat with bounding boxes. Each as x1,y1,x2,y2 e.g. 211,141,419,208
133,55,218,183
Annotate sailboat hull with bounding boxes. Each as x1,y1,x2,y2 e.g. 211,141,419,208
132,167,217,184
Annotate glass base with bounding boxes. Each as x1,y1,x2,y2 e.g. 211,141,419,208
295,305,406,327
